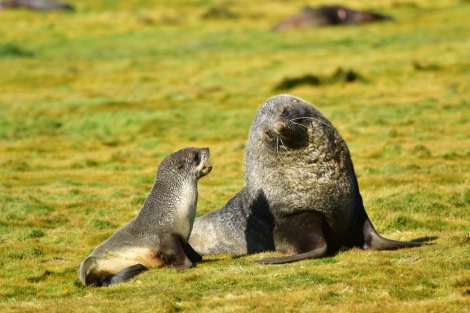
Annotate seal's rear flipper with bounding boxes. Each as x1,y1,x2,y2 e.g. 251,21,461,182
363,219,430,250
100,264,148,287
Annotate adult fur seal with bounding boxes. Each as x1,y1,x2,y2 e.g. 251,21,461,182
79,147,212,286
189,95,427,264
272,5,392,31
0,0,74,11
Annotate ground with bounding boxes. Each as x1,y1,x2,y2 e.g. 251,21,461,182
0,0,469,312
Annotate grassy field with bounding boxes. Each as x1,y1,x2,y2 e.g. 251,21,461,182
0,0,469,312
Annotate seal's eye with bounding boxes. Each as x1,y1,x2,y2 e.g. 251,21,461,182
193,152,200,164
281,107,289,116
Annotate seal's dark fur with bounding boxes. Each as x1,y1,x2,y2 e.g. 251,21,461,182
189,95,427,264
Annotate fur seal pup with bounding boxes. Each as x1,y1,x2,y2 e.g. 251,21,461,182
272,5,392,31
189,95,427,264
79,147,212,287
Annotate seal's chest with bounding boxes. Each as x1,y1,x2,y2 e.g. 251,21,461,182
174,182,198,238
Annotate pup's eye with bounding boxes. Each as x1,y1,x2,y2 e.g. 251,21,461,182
193,152,200,163
281,108,289,116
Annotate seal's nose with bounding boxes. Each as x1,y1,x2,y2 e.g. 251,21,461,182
273,121,287,135
263,129,273,140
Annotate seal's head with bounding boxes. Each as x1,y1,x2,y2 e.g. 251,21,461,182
249,95,319,151
158,147,212,181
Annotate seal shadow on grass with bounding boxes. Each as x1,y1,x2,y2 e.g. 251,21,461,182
201,2,238,19
0,43,35,58
412,61,442,71
411,236,437,243
273,67,367,91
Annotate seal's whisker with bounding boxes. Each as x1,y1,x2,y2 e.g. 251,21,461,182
289,121,308,130
291,116,333,130
279,138,288,152
276,134,291,153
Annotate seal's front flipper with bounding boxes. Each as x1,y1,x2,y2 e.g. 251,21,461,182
102,264,148,286
363,219,429,250
254,245,327,264
161,233,196,269
166,242,198,269
256,212,328,264
170,262,194,270
184,243,202,263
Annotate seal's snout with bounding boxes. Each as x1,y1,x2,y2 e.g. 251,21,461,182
199,164,212,178
200,147,212,177
263,129,274,140
273,121,288,135
203,165,212,175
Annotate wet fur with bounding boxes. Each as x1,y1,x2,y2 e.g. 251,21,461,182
79,147,211,286
189,95,428,264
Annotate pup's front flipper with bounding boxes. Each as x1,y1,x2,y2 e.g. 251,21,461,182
161,234,197,269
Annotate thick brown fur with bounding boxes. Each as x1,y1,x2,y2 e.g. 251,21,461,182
79,147,212,286
272,5,392,31
189,95,427,264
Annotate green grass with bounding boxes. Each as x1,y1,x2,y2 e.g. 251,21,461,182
0,0,469,312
